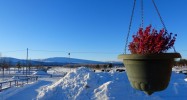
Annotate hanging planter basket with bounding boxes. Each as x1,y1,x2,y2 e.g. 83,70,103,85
118,53,181,95
119,0,182,95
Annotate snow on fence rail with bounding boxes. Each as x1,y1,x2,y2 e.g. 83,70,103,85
0,76,38,92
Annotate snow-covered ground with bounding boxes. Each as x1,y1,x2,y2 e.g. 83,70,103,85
0,67,187,100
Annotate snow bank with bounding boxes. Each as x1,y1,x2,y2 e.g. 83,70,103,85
0,80,53,100
1,67,187,100
184,78,187,82
37,67,187,100
33,71,49,75
37,67,95,100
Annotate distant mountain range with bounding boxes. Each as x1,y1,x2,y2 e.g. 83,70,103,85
0,57,123,66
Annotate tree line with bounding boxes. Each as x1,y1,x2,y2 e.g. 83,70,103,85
62,63,113,69
174,59,187,67
0,59,44,76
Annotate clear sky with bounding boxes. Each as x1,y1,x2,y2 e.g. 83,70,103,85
0,0,187,61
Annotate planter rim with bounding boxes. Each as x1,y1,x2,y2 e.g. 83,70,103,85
118,53,181,60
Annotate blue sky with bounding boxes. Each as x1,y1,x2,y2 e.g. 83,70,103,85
0,0,187,61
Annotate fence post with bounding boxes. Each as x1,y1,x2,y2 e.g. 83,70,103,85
15,80,17,87
36,76,38,81
10,81,11,87
17,80,19,86
22,80,24,86
0,83,2,92
27,78,29,84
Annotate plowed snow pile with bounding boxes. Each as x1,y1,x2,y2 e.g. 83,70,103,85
36,67,187,100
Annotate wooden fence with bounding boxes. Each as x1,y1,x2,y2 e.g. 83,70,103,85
0,76,38,92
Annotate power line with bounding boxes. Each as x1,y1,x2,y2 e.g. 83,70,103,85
29,49,68,53
177,50,187,52
2,49,187,55
1,50,25,53
70,51,121,54
28,49,122,54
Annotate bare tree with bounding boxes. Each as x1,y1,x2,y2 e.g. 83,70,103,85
16,61,21,72
7,60,12,75
28,60,32,75
1,59,9,76
108,63,113,69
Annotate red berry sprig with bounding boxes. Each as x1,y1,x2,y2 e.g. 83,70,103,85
128,25,177,54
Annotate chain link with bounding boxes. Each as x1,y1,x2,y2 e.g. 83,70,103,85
124,0,176,53
152,0,167,32
152,0,177,52
141,0,144,28
124,0,137,54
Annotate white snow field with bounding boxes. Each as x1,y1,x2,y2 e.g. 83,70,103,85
0,67,187,100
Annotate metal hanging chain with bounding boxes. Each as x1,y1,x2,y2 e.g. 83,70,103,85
152,0,176,52
141,0,144,28
151,0,167,32
124,0,137,54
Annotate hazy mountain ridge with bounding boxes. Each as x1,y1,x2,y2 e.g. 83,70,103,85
43,57,104,64
0,57,122,66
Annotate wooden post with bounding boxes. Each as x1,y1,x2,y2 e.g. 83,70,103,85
0,83,2,92
14,80,17,86
27,78,29,84
17,80,19,86
10,81,11,87
36,76,38,81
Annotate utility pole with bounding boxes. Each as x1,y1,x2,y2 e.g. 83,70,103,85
26,48,28,76
0,52,3,80
68,53,71,71
68,53,70,58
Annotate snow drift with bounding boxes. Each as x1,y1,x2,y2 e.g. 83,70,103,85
36,67,187,100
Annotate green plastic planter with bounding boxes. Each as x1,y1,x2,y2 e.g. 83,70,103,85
118,53,181,95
